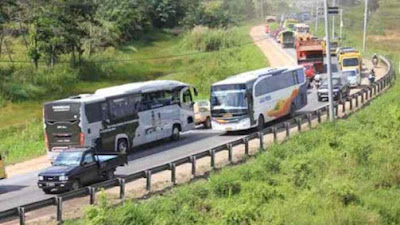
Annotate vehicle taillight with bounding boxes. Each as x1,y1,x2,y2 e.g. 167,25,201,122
79,132,85,146
44,132,49,151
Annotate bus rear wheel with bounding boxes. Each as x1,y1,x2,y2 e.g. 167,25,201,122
203,117,212,129
117,139,128,154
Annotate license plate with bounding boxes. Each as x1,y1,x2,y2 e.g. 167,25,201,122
225,127,232,131
47,183,55,187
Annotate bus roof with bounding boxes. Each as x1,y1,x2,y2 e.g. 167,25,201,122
212,67,303,86
46,80,190,105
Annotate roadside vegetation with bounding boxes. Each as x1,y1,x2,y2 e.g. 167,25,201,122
65,1,400,224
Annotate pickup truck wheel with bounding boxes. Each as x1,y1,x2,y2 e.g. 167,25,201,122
117,139,128,154
257,115,265,131
71,180,81,191
105,170,115,180
203,117,212,129
42,189,52,194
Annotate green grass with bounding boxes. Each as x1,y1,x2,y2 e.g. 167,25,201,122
69,2,400,225
0,24,267,165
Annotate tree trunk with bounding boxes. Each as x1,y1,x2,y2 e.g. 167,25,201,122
72,46,76,66
51,45,55,67
4,41,13,63
19,12,29,50
88,42,92,59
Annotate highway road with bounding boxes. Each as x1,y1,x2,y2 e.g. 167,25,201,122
0,27,379,214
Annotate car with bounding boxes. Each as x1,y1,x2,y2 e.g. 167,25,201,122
342,69,361,87
194,100,212,129
38,147,127,194
317,73,350,102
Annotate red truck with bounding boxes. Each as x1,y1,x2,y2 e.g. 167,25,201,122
296,38,324,80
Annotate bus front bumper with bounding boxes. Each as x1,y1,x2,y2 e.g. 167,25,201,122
212,118,252,132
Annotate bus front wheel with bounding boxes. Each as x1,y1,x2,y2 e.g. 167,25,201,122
171,125,180,141
117,139,128,154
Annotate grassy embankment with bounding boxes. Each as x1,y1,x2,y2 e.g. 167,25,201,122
71,1,400,225
0,25,267,165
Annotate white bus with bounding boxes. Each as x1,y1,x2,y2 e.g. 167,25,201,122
44,80,197,159
211,67,308,132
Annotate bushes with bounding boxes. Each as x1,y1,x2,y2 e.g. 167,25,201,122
182,26,246,52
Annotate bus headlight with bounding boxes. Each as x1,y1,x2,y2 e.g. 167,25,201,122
59,175,68,181
38,176,44,181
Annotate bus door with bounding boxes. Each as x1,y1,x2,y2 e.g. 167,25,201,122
180,87,195,131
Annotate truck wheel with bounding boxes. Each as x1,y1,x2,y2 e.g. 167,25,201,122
289,103,296,117
203,117,212,129
42,189,52,194
105,170,115,180
71,180,81,191
117,139,128,154
171,125,180,141
257,115,265,131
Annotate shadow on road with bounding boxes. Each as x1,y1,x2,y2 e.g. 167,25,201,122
0,185,27,194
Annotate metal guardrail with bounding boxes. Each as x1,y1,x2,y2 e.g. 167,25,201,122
0,55,396,225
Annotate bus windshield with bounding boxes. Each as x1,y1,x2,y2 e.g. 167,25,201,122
343,58,359,67
211,90,248,110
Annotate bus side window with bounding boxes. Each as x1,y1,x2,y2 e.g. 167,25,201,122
101,103,110,121
293,71,299,84
182,89,192,104
297,70,305,84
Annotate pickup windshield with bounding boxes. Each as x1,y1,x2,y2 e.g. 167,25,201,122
53,152,83,166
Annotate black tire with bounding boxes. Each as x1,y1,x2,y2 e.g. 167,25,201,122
70,179,81,191
289,103,296,117
42,189,52,194
171,125,180,141
117,139,128,154
203,117,212,129
104,170,115,180
257,115,265,131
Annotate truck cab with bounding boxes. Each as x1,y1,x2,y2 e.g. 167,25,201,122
339,52,362,72
38,147,127,194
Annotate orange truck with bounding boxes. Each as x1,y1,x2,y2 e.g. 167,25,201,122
296,38,324,78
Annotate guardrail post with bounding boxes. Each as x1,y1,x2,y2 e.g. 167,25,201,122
370,87,373,98
146,171,152,191
190,156,197,178
296,118,302,132
227,144,233,163
349,97,353,110
89,187,96,205
170,163,176,186
365,89,369,101
56,197,63,223
373,85,377,95
210,150,215,169
342,101,346,114
307,114,312,129
18,207,25,225
285,122,290,137
244,138,249,156
378,81,381,93
119,178,125,200
317,110,322,123
273,126,278,143
361,91,364,104
334,103,339,118
258,132,264,150
355,94,359,108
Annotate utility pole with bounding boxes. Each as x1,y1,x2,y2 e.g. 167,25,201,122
315,0,319,32
261,0,264,22
339,9,343,41
363,0,369,52
332,0,336,38
324,0,334,122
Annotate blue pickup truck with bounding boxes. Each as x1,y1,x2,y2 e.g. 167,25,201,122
38,147,127,194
